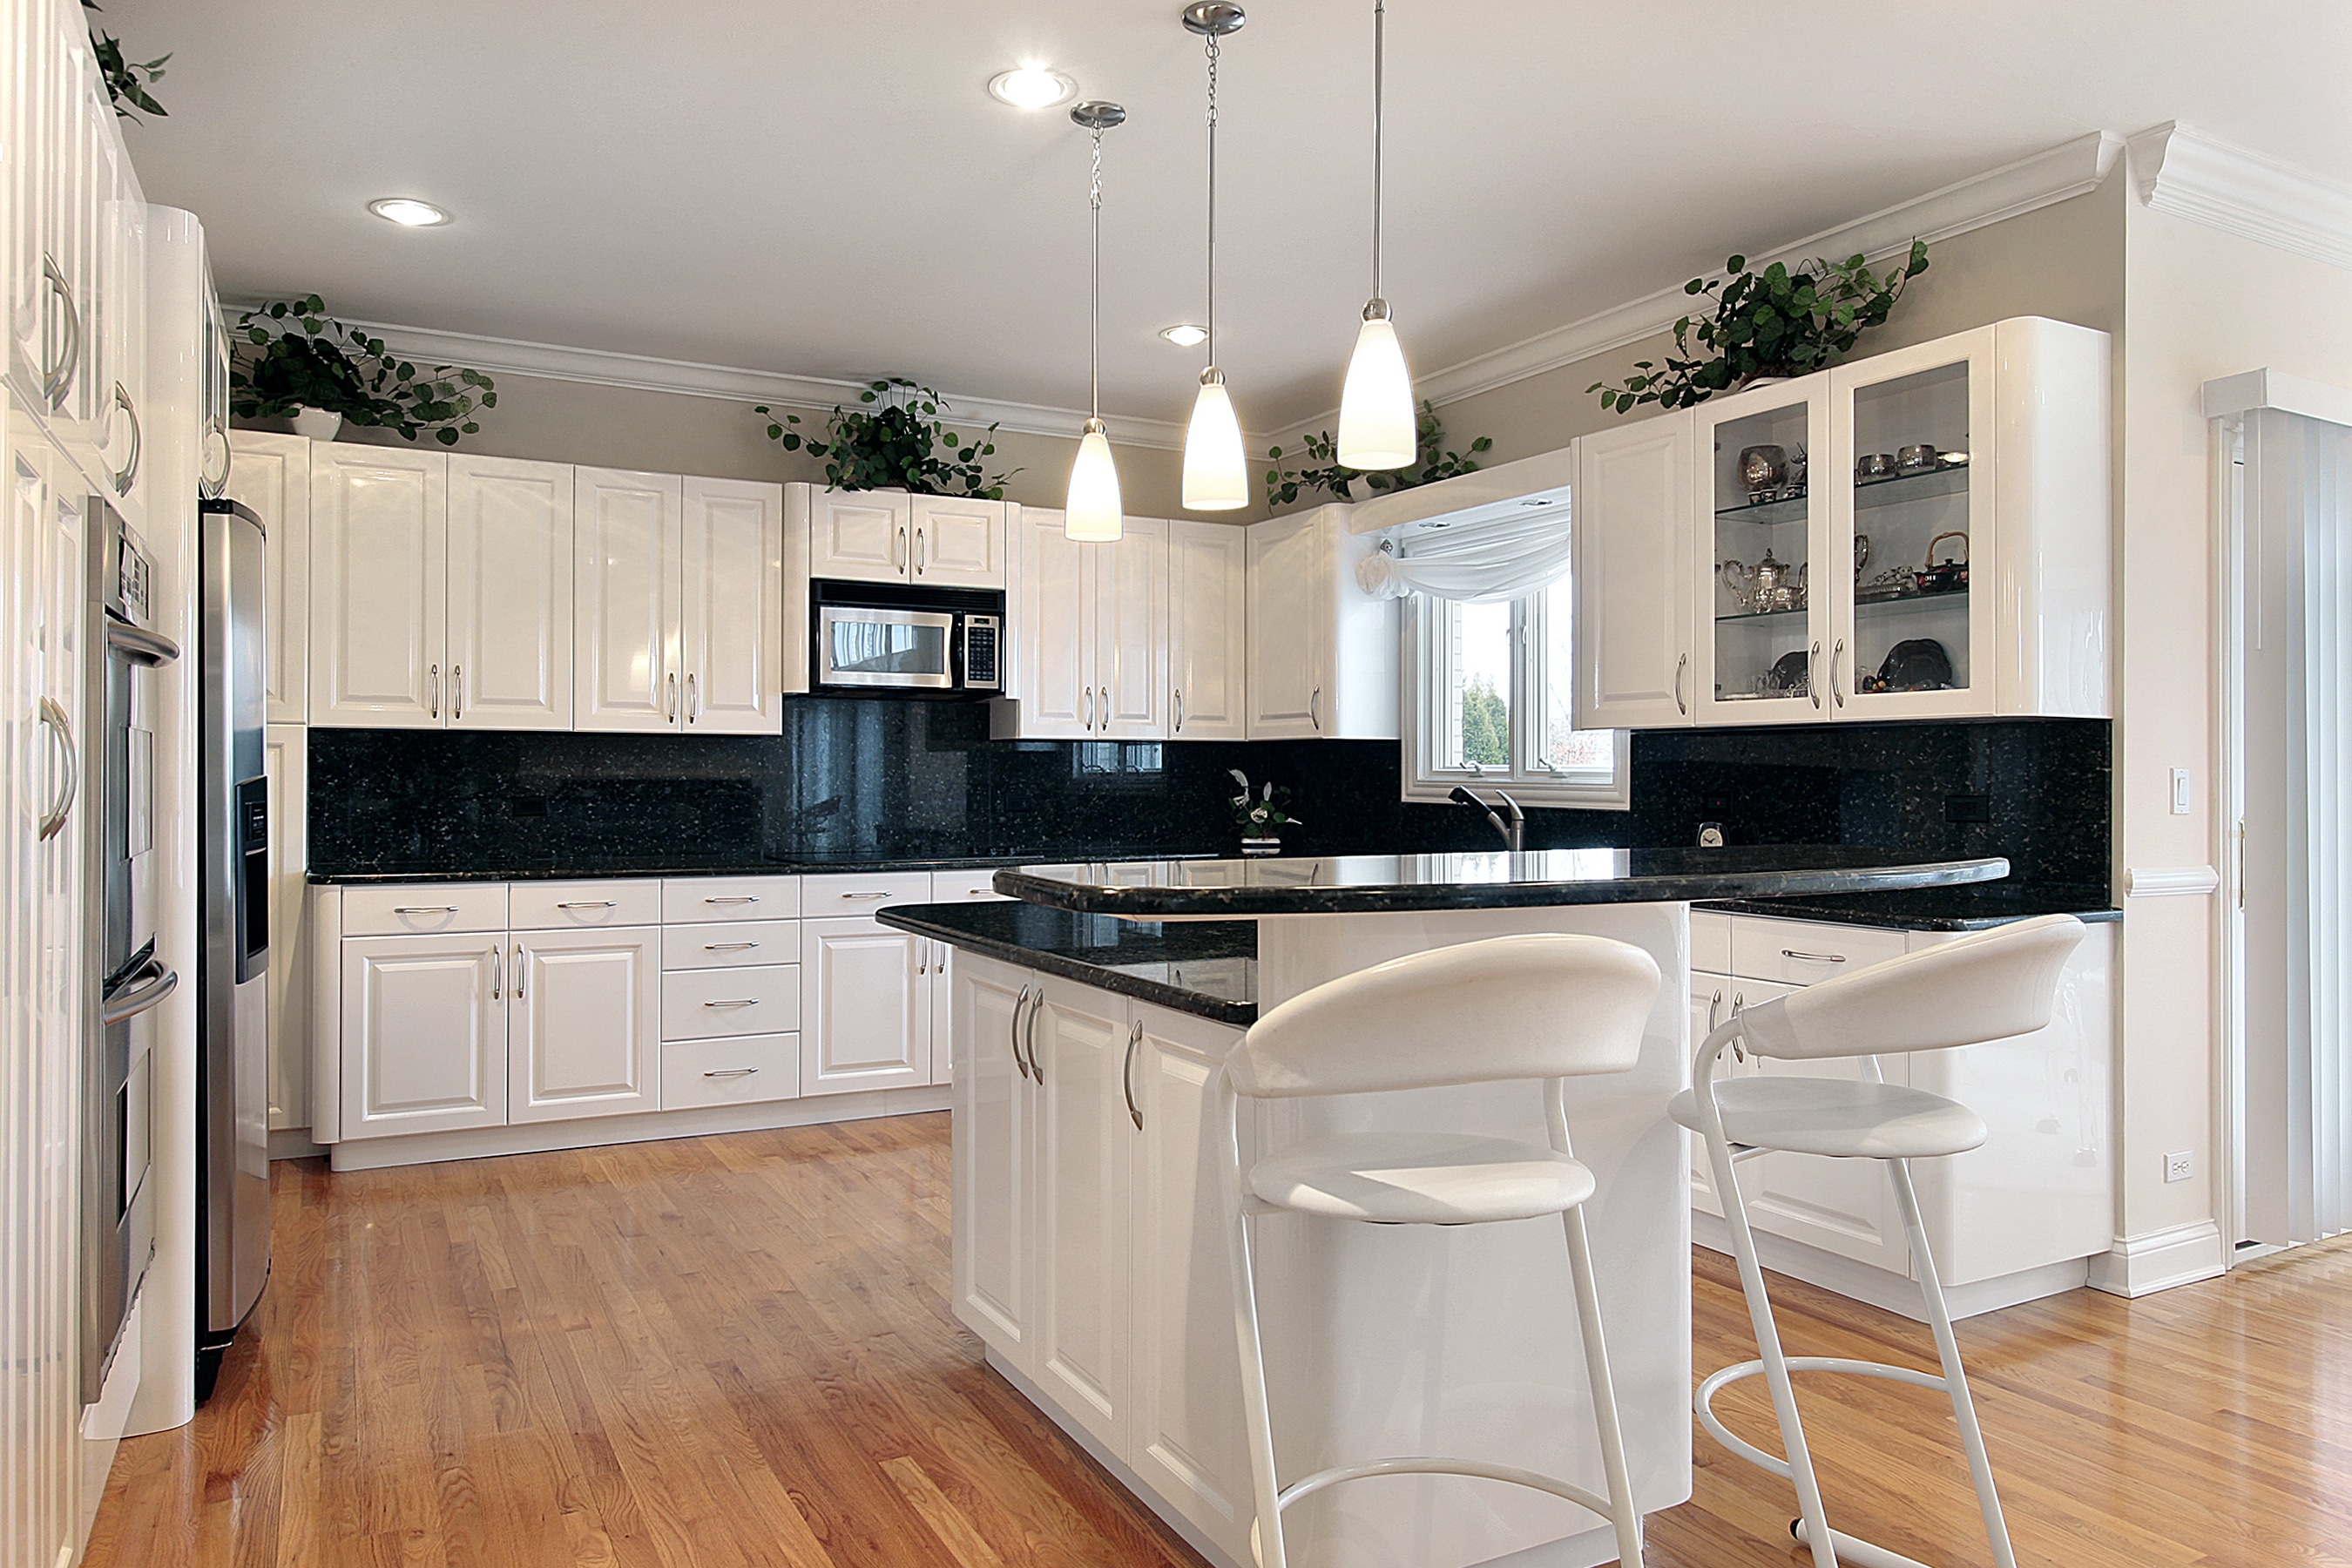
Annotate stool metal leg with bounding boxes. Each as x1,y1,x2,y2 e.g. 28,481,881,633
1219,1077,1290,1568
1560,1201,1646,1567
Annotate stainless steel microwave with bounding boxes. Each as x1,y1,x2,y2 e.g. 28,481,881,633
812,580,1004,695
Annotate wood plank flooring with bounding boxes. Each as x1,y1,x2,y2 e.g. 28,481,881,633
83,1113,2352,1568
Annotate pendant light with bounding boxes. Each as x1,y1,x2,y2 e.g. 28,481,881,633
1065,101,1128,542
1180,2,1249,511
1337,0,1415,470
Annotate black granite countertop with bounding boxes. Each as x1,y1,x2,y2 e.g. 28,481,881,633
1699,883,2120,931
878,902,1258,1027
993,846,2009,919
308,850,1216,886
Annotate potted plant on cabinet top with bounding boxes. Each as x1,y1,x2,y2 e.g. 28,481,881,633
1229,770,1301,856
1264,400,1492,508
1587,240,1930,414
230,295,497,446
754,376,1019,500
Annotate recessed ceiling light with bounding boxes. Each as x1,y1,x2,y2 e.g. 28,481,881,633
1160,323,1208,348
988,66,1077,110
368,197,449,227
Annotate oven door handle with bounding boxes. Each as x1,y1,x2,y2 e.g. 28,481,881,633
101,958,179,1028
106,619,180,666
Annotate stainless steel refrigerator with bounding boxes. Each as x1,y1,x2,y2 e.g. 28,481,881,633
195,496,268,1400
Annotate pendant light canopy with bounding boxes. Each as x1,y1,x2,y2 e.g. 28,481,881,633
1180,2,1250,511
1336,0,1416,471
1066,100,1128,542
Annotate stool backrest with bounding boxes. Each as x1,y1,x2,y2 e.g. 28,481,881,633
1227,933,1661,1098
1737,914,2086,1062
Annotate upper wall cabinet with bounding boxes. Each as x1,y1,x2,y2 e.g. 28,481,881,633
1166,520,1247,740
1245,505,1399,740
1003,507,1169,740
807,489,1009,589
446,456,576,730
226,432,312,724
1574,315,2111,730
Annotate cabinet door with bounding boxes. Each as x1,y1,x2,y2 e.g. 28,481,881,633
1244,512,1326,738
96,166,145,525
5,0,57,400
1129,1005,1254,1562
927,939,956,1085
1688,973,1734,1220
808,489,909,583
1695,377,1831,726
225,432,310,724
1012,505,1091,738
266,726,309,1132
510,926,659,1123
1093,517,1167,738
573,466,682,732
1573,412,1695,729
1166,519,1247,740
447,455,573,731
339,934,505,1138
1029,978,1132,1452
950,955,1035,1368
799,916,929,1096
680,476,782,735
309,443,447,727
1828,328,1997,721
912,495,1006,588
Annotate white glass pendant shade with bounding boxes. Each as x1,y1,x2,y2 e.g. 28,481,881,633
1182,376,1249,510
1064,422,1125,541
1338,312,1416,470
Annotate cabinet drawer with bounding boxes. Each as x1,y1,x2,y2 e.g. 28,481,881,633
660,1033,801,1109
662,875,802,923
1691,910,1734,975
1729,918,1908,986
341,883,509,937
661,920,797,971
929,869,1012,902
803,871,933,913
661,963,802,1042
509,879,663,929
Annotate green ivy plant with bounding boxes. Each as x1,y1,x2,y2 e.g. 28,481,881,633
755,377,1018,500
1264,400,1493,507
231,296,496,446
1589,240,1931,414
83,2,168,121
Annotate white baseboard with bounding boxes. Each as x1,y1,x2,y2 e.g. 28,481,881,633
325,1085,950,1172
1692,1213,2092,1321
2085,1220,2228,1297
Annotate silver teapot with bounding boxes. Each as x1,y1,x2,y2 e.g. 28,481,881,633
1720,547,1806,613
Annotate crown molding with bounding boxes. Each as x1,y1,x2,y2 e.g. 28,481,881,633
318,317,1200,451
1269,129,2126,450
2128,120,2352,274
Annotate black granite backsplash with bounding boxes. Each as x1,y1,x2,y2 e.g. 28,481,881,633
307,700,2108,896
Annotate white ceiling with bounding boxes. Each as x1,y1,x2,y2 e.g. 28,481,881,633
109,1,2352,434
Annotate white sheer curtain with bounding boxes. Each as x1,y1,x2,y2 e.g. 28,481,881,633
1355,510,1574,603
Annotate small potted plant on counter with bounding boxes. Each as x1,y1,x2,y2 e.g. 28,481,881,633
1229,770,1301,857
231,294,497,445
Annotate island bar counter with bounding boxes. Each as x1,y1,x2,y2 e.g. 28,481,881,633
946,848,2009,1568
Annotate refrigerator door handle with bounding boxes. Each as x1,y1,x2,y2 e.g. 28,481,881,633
106,619,180,666
99,958,179,1028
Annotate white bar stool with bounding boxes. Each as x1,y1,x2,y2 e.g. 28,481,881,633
1213,932,1664,1568
1671,913,2086,1568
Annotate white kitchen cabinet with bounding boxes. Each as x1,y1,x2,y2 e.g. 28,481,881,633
225,432,311,724
951,953,1037,1364
800,918,931,1096
679,476,783,733
339,934,507,1139
1029,977,1135,1451
93,155,146,526
1573,410,1697,729
1004,507,1170,740
1092,517,1167,739
508,926,660,1123
1245,504,1399,740
1166,519,1247,740
265,726,309,1134
446,455,574,731
308,443,448,727
911,494,1009,588
806,488,909,583
572,465,681,732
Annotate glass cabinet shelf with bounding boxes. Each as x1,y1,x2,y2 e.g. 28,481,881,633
1715,605,1808,624
1714,461,1971,524
1854,587,1970,612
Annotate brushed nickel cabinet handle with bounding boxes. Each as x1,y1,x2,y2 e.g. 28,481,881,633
490,944,503,1001
1674,653,1688,716
686,672,699,723
1174,688,1185,734
704,895,759,904
392,904,460,915
1781,949,1848,963
1025,989,1045,1085
429,664,441,719
35,697,77,840
1831,639,1847,709
703,1067,760,1079
702,997,760,1009
1808,641,1821,711
1311,686,1321,731
514,944,525,1000
1123,1020,1144,1131
666,671,678,721
1010,985,1035,1080
452,664,465,721
39,255,79,410
914,525,925,575
704,941,758,952
109,382,140,496
556,900,618,909
837,890,890,901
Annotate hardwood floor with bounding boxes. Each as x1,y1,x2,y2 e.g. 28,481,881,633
84,1113,2352,1568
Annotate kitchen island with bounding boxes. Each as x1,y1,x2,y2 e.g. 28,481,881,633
889,847,2008,1568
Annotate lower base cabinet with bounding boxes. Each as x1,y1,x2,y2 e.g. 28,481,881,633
510,927,660,1123
801,918,932,1096
951,952,1255,1565
341,934,508,1138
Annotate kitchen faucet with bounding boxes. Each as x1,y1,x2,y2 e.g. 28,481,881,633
1449,785,1526,852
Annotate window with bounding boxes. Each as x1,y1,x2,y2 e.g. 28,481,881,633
1402,537,1628,809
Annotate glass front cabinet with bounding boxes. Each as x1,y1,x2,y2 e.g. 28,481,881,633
1580,315,2110,731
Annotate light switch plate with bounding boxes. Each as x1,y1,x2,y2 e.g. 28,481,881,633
2171,768,2192,815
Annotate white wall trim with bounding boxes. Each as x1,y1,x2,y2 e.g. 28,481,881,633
1271,129,2125,450
2202,367,2352,428
2085,1220,2229,1297
2124,864,2221,897
2129,121,2352,276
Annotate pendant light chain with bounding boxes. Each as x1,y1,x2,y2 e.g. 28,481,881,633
1371,0,1385,307
1204,28,1220,369
1090,124,1105,421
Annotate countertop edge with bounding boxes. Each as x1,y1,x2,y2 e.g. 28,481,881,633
878,908,1256,1029
1695,896,2123,931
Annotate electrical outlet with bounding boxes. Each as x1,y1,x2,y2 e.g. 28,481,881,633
2165,1150,2194,1183
2171,768,2192,815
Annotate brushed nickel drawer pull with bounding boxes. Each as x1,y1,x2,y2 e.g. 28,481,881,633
557,900,618,909
704,896,759,904
393,905,461,915
704,941,759,951
838,891,890,901
703,1067,760,1079
702,998,760,1008
1781,949,1848,963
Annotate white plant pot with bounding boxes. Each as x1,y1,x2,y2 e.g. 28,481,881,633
290,407,343,441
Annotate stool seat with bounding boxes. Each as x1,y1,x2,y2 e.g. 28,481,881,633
1669,1077,1988,1159
1250,1131,1598,1224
